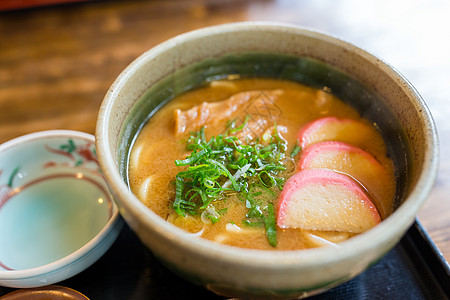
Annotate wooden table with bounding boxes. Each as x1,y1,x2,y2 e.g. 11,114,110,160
1,0,449,271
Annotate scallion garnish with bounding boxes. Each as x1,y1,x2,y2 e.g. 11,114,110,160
264,203,277,247
173,118,290,247
290,139,302,157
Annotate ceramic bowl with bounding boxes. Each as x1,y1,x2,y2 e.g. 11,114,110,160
96,22,438,299
0,130,122,288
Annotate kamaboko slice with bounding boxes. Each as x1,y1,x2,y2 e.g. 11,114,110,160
277,169,381,233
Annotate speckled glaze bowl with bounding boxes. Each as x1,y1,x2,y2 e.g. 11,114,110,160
96,22,438,299
0,130,122,288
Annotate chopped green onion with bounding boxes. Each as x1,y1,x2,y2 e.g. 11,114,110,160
173,176,186,216
230,115,250,133
290,139,302,157
206,158,240,191
259,171,275,187
208,215,220,224
217,208,228,215
243,220,263,227
175,148,207,166
264,204,277,247
173,119,290,247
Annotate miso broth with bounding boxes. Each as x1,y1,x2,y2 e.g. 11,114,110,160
128,78,396,250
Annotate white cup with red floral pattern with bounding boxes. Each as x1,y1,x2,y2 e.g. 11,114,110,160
0,130,122,288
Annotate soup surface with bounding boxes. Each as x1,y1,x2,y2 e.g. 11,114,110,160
129,78,396,250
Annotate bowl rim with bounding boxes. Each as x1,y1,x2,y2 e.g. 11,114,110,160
96,22,439,270
0,130,121,281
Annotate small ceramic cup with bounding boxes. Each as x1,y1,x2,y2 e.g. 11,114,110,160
96,22,439,299
0,130,122,288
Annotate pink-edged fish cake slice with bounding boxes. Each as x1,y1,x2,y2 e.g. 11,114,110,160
298,141,395,218
297,117,384,155
277,169,381,233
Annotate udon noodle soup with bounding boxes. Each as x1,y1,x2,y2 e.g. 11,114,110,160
128,78,396,250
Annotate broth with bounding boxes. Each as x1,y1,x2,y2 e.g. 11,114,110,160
129,78,396,250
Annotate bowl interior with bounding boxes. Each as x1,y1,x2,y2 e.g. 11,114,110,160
0,131,115,271
119,52,410,211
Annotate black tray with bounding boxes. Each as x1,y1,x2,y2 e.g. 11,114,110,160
1,219,449,299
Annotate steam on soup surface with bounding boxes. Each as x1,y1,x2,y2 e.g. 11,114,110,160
129,78,396,250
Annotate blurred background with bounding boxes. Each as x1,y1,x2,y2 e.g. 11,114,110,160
1,0,449,270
